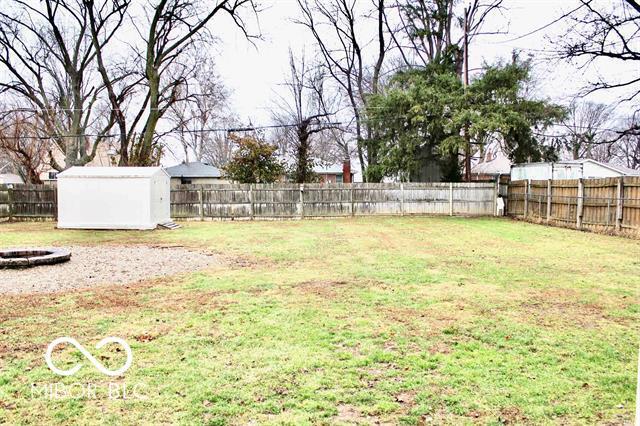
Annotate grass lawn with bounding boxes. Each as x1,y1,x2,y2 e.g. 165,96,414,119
0,217,638,425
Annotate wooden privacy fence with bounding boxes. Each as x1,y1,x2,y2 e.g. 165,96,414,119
0,184,57,220
507,177,640,235
0,182,499,222
170,182,499,220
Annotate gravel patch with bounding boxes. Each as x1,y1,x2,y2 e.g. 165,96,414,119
0,246,219,295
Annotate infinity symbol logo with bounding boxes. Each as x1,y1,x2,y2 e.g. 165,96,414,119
45,337,133,377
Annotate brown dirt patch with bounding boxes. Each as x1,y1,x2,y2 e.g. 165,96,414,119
513,287,630,329
335,404,391,425
498,406,528,424
295,280,349,298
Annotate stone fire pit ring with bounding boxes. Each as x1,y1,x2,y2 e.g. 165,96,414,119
0,248,72,269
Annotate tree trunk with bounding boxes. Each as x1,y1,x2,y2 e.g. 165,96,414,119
295,125,311,183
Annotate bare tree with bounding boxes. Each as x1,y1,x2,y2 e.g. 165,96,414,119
272,50,340,183
201,125,237,168
618,133,640,170
297,0,388,182
0,110,48,183
86,0,259,166
613,113,640,169
559,1,640,101
559,101,614,160
0,0,129,170
387,0,505,75
167,55,231,163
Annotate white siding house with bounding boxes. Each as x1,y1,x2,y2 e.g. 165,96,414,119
57,167,170,230
511,160,640,181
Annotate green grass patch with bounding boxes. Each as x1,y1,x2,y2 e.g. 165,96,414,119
0,217,638,424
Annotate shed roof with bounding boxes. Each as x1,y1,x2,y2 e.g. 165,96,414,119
58,166,168,178
314,163,345,174
560,159,640,176
165,162,222,178
512,159,640,176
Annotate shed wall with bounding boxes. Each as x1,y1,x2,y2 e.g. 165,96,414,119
582,162,621,179
58,177,155,229
151,173,171,224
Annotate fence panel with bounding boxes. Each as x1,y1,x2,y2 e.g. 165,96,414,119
303,185,351,217
0,184,57,220
507,176,640,236
582,178,618,232
0,185,9,219
172,182,498,220
551,180,579,226
404,183,450,215
507,180,526,216
2,182,502,223
623,176,640,231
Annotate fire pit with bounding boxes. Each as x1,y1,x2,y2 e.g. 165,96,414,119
0,249,71,269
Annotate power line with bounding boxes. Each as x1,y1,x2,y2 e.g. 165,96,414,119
0,121,345,141
490,4,584,45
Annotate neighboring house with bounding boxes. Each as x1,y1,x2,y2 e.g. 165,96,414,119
314,161,354,184
165,161,229,188
0,173,24,185
471,147,512,181
39,143,118,184
511,159,640,181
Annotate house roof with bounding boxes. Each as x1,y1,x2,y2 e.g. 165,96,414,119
58,166,168,178
471,152,511,175
313,163,345,175
0,173,24,184
165,162,223,178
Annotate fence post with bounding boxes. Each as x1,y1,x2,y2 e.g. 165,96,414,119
546,179,552,223
53,185,58,220
449,182,454,216
7,186,13,222
616,177,624,232
494,178,499,217
198,187,204,221
299,184,304,219
400,183,405,216
249,184,255,220
576,178,584,229
348,185,354,217
523,180,529,219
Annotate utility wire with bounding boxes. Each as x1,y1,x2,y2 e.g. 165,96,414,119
490,4,585,44
0,121,345,141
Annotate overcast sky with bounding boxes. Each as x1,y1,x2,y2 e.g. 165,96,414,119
212,0,638,126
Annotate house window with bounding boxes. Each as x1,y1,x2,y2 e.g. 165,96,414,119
48,172,58,180
181,178,192,185
336,174,344,183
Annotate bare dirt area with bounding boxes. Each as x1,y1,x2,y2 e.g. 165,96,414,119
0,245,219,294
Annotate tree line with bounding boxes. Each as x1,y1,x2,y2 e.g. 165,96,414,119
0,0,638,184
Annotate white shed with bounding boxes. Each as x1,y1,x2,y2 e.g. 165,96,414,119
57,167,171,230
511,160,640,181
